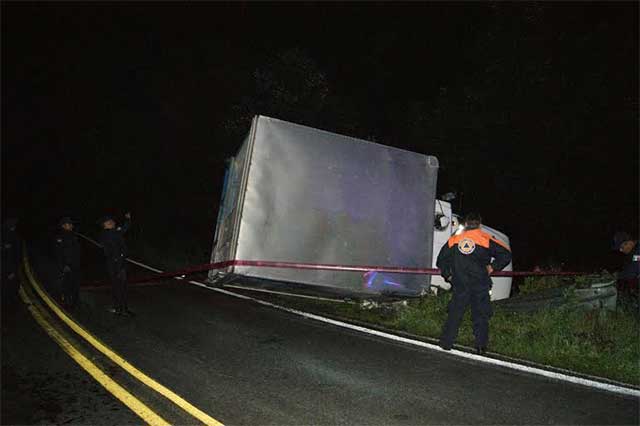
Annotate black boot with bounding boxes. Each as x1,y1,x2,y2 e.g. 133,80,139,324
122,307,136,317
439,341,452,351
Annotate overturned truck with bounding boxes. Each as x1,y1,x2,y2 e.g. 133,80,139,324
209,115,438,296
209,115,512,299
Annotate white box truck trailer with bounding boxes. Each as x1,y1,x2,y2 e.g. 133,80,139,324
210,115,512,299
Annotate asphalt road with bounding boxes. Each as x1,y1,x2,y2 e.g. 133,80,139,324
3,240,639,425
1,296,140,425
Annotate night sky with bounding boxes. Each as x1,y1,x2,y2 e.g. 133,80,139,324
2,2,638,271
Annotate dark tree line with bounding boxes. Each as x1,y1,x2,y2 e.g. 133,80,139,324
2,3,637,268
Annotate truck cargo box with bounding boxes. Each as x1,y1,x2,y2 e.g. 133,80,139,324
209,115,439,296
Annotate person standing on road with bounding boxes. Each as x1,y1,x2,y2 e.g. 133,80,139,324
98,212,134,316
436,213,512,354
1,218,22,304
54,217,81,309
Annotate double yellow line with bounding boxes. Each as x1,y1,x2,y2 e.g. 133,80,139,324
19,285,171,425
21,252,223,426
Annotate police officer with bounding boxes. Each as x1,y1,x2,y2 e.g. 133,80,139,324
98,212,133,316
612,231,639,308
436,213,512,354
54,217,81,308
1,218,22,303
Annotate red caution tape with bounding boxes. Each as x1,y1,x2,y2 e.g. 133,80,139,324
76,231,586,286
122,259,585,285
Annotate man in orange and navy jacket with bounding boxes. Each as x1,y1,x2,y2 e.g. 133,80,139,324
436,212,512,354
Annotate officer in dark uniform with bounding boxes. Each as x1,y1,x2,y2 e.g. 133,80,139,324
612,231,639,308
98,212,133,316
54,217,81,308
1,218,22,304
436,213,512,354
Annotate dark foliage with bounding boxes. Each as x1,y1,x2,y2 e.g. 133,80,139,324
2,3,638,269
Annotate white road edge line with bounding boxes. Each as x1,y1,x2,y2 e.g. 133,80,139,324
189,280,640,398
221,284,350,303
77,234,640,398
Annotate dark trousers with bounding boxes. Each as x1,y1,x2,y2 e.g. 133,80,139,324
440,280,492,349
617,278,639,311
61,269,80,307
107,261,127,311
